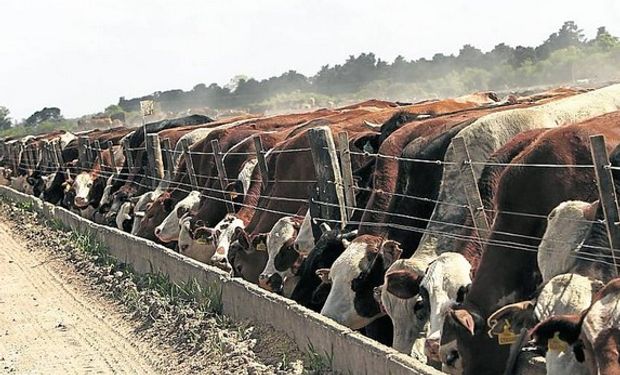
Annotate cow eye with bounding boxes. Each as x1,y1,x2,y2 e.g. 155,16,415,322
177,206,188,218
446,349,460,367
87,182,93,188
351,274,365,292
413,298,428,320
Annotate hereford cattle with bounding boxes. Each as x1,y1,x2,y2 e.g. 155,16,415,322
317,100,547,331
440,110,620,375
131,108,346,241
379,128,549,360
248,95,512,293
530,278,620,375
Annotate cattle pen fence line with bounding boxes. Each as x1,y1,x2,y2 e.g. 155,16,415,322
2,128,620,274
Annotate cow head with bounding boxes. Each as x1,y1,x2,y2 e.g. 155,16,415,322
227,227,269,283
208,215,245,269
380,253,472,361
72,169,100,209
154,191,203,243
290,225,357,312
258,216,303,295
177,216,219,263
538,200,596,283
115,201,134,232
130,190,158,235
319,235,402,329
135,191,175,240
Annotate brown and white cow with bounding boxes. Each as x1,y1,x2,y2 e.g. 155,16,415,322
440,106,620,375
530,278,620,375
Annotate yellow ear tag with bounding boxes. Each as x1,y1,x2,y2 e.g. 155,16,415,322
256,243,267,252
229,191,239,199
497,321,518,345
547,332,568,353
195,238,207,245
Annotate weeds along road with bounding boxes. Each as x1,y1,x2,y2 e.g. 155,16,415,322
0,220,159,374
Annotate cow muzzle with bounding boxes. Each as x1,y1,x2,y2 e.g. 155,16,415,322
74,196,88,208
258,273,283,294
424,338,441,363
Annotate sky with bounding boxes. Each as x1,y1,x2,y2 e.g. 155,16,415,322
1,0,619,120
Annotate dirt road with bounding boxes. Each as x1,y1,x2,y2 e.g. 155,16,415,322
0,221,158,374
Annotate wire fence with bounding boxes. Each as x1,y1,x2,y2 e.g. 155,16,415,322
1,128,618,273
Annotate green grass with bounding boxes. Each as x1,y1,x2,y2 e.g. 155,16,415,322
15,200,35,211
67,230,222,314
305,341,335,374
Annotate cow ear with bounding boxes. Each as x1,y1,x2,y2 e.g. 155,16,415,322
234,227,250,249
451,309,476,336
225,180,243,201
385,270,420,299
316,268,331,284
456,284,471,303
529,314,583,347
380,240,402,269
320,223,331,234
573,341,585,362
251,233,268,252
487,300,536,337
583,200,600,221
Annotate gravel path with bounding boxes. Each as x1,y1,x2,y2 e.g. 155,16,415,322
0,221,158,374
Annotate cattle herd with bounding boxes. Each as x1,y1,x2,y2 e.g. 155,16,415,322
3,84,620,374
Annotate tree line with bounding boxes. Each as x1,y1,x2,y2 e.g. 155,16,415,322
116,21,619,114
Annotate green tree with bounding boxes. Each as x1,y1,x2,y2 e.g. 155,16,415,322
592,26,619,50
25,107,62,127
0,106,11,130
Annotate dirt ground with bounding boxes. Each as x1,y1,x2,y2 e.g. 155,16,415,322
0,221,160,374
0,200,316,374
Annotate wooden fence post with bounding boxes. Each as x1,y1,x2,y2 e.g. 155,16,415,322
54,141,64,170
181,139,198,190
123,138,135,174
77,136,90,170
336,131,356,221
92,140,103,168
146,134,164,188
590,134,620,275
14,143,23,176
161,138,174,179
452,137,490,237
106,141,116,173
308,127,347,229
253,135,269,192
51,141,61,170
211,139,235,213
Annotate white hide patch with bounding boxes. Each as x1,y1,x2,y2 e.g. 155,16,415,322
381,258,428,355
73,172,94,204
582,287,620,347
320,240,371,329
538,201,593,283
99,175,115,207
262,216,298,276
421,253,472,341
116,202,133,230
294,211,315,255
154,191,201,243
237,158,258,196
535,273,596,375
209,215,245,263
